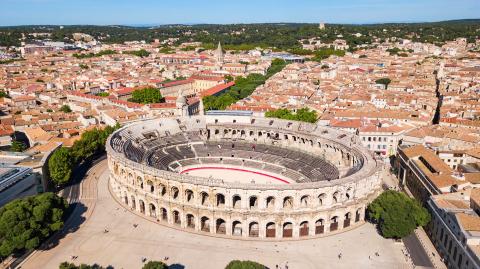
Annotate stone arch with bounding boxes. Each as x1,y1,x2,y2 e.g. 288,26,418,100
159,184,166,196
171,186,180,200
160,207,167,221
266,196,275,210
139,199,145,214
146,180,154,193
299,221,309,237
318,193,326,206
137,176,143,189
149,203,156,217
186,214,195,229
355,208,363,222
130,195,136,210
249,222,259,237
185,189,194,203
330,216,339,231
200,216,210,232
173,210,181,225
283,196,293,209
216,219,226,234
344,212,352,228
232,220,242,236
249,196,258,209
200,192,210,206
266,222,276,238
283,222,293,238
123,192,128,205
232,195,242,209
300,195,310,208
346,187,353,200
332,191,341,204
216,193,225,207
315,219,325,234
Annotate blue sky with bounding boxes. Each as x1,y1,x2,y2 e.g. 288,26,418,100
1,0,479,26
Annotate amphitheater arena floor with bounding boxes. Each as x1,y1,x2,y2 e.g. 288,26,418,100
21,161,410,269
180,166,293,184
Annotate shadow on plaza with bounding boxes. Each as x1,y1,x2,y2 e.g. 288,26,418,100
169,264,185,269
41,202,88,250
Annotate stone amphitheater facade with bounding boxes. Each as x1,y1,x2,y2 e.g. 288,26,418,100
107,112,382,240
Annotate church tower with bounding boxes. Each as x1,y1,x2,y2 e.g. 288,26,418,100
215,42,224,64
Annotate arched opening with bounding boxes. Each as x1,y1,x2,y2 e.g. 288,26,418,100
232,221,242,236
185,189,194,203
186,214,195,229
332,191,340,204
232,195,242,209
216,219,226,234
171,186,179,200
149,203,156,217
139,200,145,214
344,212,352,228
201,192,210,206
249,196,258,209
318,193,326,206
159,184,166,196
315,219,324,234
249,222,259,237
161,208,167,221
266,222,276,238
146,180,154,193
123,193,128,205
300,195,310,208
283,196,293,209
300,221,309,236
266,196,275,210
355,208,362,222
173,210,181,225
330,216,339,231
200,216,210,232
216,193,225,207
130,195,136,210
346,188,353,200
283,222,293,238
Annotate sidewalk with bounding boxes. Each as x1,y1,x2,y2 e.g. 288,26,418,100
414,228,446,269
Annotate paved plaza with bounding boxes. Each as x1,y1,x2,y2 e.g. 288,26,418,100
20,161,411,269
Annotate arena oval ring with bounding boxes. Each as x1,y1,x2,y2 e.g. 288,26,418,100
107,111,382,240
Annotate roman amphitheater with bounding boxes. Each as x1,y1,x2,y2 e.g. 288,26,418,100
106,111,382,240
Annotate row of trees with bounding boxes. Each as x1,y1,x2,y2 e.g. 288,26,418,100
59,260,264,269
48,124,120,186
265,108,318,123
0,193,68,258
129,87,163,104
123,49,150,58
203,59,287,111
72,50,116,59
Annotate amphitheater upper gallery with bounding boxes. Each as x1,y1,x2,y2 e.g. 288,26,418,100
106,111,382,240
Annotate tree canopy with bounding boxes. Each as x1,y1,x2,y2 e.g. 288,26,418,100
48,147,74,186
367,190,431,239
0,192,67,257
48,124,120,186
203,59,286,111
265,108,318,123
225,260,266,269
375,78,392,88
10,140,27,152
60,105,72,113
142,261,168,269
123,49,150,57
130,87,163,104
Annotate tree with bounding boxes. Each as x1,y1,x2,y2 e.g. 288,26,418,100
60,105,72,113
225,260,266,269
10,140,27,152
0,193,67,257
375,78,391,89
265,108,318,123
48,147,74,186
142,261,168,269
0,90,9,98
367,190,431,239
130,87,163,104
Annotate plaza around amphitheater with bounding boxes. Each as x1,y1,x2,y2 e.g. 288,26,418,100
107,111,382,240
